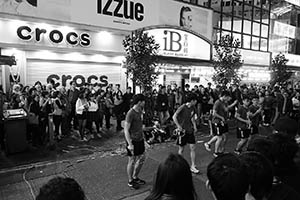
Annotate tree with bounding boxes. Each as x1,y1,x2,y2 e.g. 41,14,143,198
212,34,243,86
123,29,160,92
269,53,292,87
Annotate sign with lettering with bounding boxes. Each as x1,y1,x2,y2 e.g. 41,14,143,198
145,27,211,60
0,19,124,53
26,60,123,88
0,0,212,39
16,25,91,47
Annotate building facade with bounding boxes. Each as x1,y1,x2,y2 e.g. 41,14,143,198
3,0,298,91
0,0,215,91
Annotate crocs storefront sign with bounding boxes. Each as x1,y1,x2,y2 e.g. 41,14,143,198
47,74,108,88
17,25,91,47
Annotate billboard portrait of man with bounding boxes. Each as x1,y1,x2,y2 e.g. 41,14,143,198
179,6,193,29
0,0,37,16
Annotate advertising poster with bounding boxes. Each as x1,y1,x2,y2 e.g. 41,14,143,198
159,0,213,40
0,0,70,21
0,0,213,40
70,0,159,31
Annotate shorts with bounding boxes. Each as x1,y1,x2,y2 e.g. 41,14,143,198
76,112,87,120
250,125,258,135
236,128,250,139
212,122,229,136
176,133,196,146
126,140,145,156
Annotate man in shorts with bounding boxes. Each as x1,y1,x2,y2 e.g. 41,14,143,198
173,94,200,174
124,94,146,190
234,96,251,154
248,95,262,137
204,91,234,157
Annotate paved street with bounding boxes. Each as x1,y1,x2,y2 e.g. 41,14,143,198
0,121,274,200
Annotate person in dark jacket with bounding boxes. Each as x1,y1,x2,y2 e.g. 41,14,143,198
67,81,79,130
156,86,169,125
28,94,41,146
145,153,197,200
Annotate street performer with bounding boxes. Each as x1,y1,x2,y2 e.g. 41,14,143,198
173,93,200,174
124,94,147,190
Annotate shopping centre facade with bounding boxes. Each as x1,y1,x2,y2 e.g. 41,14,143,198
0,0,298,91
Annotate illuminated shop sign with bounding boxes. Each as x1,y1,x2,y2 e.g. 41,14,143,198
16,25,91,47
97,0,145,22
145,27,211,60
47,74,108,88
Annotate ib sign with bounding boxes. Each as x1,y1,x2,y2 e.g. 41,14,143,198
145,27,211,60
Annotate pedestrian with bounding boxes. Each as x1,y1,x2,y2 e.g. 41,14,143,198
156,86,169,125
206,153,249,200
52,91,63,141
67,81,79,130
239,152,274,200
172,93,200,174
0,85,6,151
124,94,146,190
234,96,252,154
86,93,101,138
204,91,234,157
76,91,89,142
36,177,85,200
104,91,114,130
145,153,197,200
247,95,262,142
113,84,124,131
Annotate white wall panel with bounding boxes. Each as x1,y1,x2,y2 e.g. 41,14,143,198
26,60,125,90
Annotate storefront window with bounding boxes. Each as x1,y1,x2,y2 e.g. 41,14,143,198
252,36,260,50
260,38,268,51
213,12,222,29
213,28,221,43
261,9,270,23
252,22,260,36
253,7,261,22
244,20,252,34
244,4,253,20
243,34,251,49
233,33,242,43
211,0,222,12
233,17,242,32
261,24,268,37
210,0,270,52
222,14,232,31
222,30,232,39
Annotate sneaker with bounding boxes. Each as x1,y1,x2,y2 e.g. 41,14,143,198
234,149,241,155
96,133,102,138
82,137,88,142
213,152,223,157
204,142,211,152
128,180,140,189
133,177,146,185
190,166,200,174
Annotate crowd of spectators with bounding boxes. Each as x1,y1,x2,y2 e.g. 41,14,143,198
0,80,300,149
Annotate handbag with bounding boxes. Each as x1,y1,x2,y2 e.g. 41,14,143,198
28,103,39,125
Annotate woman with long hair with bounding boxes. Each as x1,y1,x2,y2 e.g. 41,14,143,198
145,153,197,200
76,91,89,141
